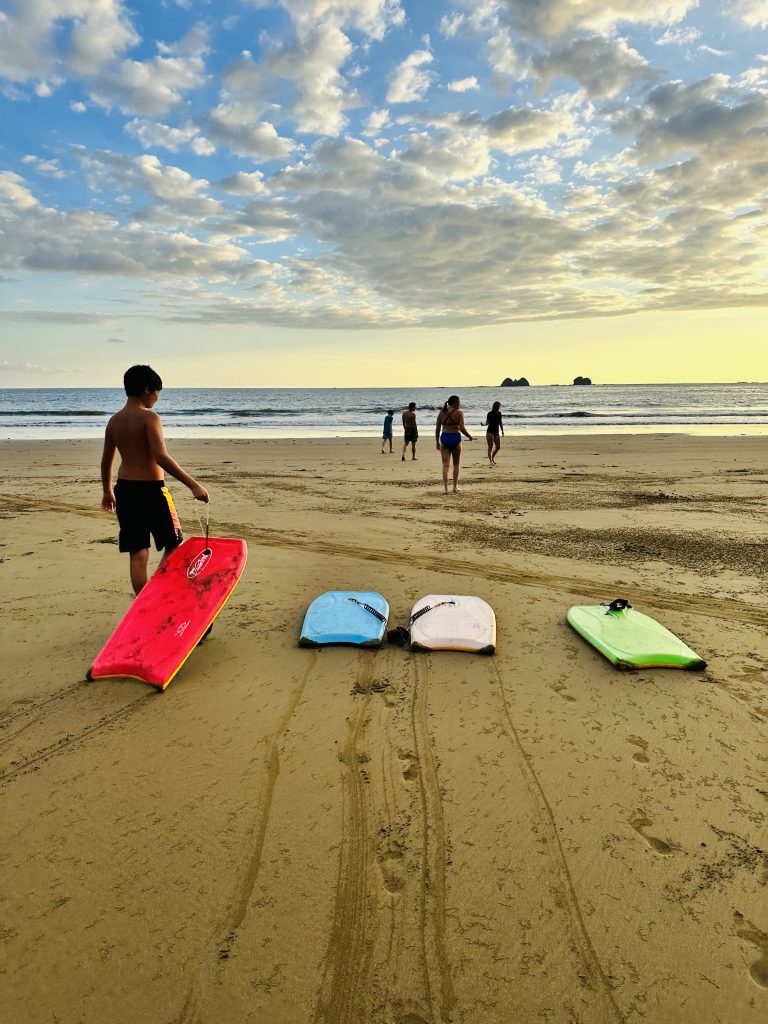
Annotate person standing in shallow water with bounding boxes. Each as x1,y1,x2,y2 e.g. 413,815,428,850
436,395,473,494
483,401,504,466
402,402,418,460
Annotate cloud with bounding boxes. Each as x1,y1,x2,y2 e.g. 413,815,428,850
698,45,731,58
0,171,39,209
478,99,588,155
730,0,768,29
363,107,391,135
21,155,66,178
87,24,209,116
217,172,267,195
0,0,138,82
400,127,491,180
247,0,405,41
266,137,382,193
531,36,656,99
655,26,702,46
124,118,215,155
447,76,479,92
0,358,68,373
0,188,248,279
617,75,768,163
386,50,435,104
228,2,404,136
76,149,224,219
206,103,296,158
495,0,698,37
0,310,115,324
260,19,355,135
106,336,125,343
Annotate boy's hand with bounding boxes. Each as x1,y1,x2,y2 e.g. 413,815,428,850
191,482,209,502
102,491,116,513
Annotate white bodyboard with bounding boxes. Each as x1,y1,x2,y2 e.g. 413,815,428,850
409,595,496,654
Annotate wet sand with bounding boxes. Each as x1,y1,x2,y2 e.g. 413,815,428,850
1,434,766,1023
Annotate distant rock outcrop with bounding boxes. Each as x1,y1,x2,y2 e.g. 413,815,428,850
501,377,530,387
573,376,592,386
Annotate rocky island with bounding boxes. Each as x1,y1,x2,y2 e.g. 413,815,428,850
573,376,592,385
500,377,530,387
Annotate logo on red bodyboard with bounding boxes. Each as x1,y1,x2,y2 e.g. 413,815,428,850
187,549,212,579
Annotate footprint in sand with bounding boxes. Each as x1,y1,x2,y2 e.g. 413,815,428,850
351,677,390,696
550,679,576,703
398,749,419,783
734,912,768,989
394,1005,429,1024
627,735,650,764
377,843,406,894
629,811,676,855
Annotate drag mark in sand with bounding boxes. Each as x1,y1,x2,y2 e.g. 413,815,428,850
314,651,378,1024
4,493,767,628
411,657,456,1024
0,681,92,746
175,653,317,1024
491,661,625,1024
0,694,150,788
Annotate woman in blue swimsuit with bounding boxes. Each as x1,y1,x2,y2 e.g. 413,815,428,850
436,395,473,494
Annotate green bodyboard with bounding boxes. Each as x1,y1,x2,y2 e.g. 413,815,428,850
567,602,706,671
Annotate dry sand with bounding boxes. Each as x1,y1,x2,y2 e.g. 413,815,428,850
1,434,766,1024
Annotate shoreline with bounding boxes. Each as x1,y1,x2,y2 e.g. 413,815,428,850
1,434,766,1023
3,423,768,441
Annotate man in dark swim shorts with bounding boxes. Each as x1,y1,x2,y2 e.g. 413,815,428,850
401,402,418,461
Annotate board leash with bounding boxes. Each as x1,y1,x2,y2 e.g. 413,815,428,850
195,499,211,552
409,599,457,624
346,596,387,622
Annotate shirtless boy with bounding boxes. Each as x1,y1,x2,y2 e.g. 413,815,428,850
100,365,209,595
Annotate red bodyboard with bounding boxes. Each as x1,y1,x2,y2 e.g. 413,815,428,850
89,537,247,690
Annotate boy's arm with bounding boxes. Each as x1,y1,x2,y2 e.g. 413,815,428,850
147,414,209,502
100,426,117,512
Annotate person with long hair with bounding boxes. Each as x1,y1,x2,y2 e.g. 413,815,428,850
435,395,473,494
482,400,504,466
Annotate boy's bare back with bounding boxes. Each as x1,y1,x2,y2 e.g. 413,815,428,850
106,405,164,481
101,369,208,516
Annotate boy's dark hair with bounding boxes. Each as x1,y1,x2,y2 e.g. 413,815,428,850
388,409,394,415
124,364,163,397
408,402,416,410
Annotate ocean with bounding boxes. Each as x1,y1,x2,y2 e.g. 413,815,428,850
1,383,767,440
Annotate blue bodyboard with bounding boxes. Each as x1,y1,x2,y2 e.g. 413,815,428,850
299,591,389,648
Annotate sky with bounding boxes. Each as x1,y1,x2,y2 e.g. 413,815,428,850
0,0,766,387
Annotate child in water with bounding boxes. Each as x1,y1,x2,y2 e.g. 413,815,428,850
100,365,209,595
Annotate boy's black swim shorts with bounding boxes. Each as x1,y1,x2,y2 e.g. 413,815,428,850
114,479,183,553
